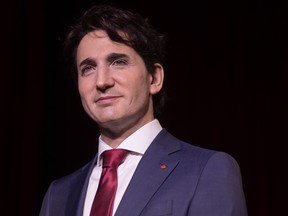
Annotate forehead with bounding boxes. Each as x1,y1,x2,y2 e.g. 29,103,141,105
77,30,139,62
83,29,109,39
78,29,129,50
78,30,117,50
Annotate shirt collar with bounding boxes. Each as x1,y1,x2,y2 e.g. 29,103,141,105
96,119,162,166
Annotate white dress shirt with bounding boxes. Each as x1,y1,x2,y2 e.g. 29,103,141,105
83,119,163,216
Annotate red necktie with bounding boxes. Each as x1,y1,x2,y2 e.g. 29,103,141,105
90,149,128,216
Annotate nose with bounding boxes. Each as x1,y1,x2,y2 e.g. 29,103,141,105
95,66,114,91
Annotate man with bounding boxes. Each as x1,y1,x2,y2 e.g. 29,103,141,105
40,4,248,216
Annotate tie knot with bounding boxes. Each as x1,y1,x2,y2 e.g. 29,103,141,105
102,149,128,168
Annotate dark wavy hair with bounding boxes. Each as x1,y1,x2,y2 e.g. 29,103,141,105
63,4,167,117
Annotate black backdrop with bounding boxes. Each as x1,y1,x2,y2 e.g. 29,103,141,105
1,0,287,215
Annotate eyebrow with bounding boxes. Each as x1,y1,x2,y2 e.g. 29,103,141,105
79,58,96,68
106,53,129,63
78,53,130,68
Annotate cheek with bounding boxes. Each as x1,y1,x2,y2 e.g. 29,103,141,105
78,79,92,98
132,79,151,101
78,81,85,96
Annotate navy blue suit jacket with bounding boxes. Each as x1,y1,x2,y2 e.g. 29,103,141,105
40,129,248,216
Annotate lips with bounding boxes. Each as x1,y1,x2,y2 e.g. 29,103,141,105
95,96,121,104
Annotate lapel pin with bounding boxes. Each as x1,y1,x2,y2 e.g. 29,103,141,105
160,164,167,169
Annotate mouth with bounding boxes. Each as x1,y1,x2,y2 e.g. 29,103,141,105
95,96,121,105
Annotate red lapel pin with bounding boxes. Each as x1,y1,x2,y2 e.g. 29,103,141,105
160,164,167,169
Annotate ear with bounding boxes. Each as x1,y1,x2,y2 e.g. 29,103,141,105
149,63,164,95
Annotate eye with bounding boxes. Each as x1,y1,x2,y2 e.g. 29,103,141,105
80,65,95,76
112,59,128,66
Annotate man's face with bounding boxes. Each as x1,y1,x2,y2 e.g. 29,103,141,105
76,30,162,134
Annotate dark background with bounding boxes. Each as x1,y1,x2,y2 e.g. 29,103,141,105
1,0,287,215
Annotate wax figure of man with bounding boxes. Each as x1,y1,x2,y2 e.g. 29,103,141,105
40,4,248,216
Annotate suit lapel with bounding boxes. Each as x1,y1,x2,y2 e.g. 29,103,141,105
65,154,98,216
115,130,181,216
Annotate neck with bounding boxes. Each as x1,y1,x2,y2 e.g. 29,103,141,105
99,117,155,148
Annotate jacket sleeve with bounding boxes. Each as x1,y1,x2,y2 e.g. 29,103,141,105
188,152,248,216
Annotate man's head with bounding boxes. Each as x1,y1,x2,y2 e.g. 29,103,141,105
63,4,167,117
